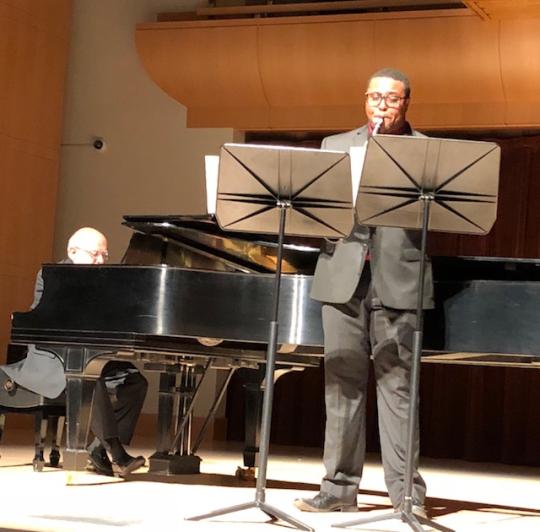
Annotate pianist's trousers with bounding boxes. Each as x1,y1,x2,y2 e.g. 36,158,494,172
90,363,148,446
320,281,426,509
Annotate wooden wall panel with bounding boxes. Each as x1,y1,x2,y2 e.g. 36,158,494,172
258,20,376,107
0,2,71,151
393,15,505,128
1,0,71,36
136,11,540,131
257,19,376,129
500,18,540,126
428,135,540,258
136,23,270,129
0,0,71,361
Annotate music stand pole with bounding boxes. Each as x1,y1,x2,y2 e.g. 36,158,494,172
256,201,287,505
333,194,453,532
187,202,314,532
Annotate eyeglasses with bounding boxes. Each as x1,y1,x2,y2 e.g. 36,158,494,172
365,92,407,108
75,247,109,261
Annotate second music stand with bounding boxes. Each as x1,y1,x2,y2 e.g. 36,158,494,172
333,134,500,532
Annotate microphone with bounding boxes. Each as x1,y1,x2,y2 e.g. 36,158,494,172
372,118,383,135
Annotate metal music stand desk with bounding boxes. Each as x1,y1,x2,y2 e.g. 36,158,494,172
187,142,355,532
333,134,500,532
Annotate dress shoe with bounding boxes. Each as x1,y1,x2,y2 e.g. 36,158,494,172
294,492,358,512
412,504,428,519
112,455,146,477
86,447,114,476
395,504,428,519
412,505,436,531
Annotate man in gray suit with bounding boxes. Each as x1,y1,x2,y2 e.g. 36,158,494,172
1,227,147,476
294,68,433,515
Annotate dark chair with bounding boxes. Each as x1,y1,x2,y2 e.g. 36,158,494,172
0,345,65,471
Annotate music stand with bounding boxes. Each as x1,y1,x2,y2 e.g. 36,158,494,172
333,134,500,532
186,142,354,532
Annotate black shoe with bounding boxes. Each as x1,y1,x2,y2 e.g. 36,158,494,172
294,492,358,513
86,448,114,476
112,455,146,477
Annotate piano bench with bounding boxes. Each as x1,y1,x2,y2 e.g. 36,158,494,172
0,373,65,472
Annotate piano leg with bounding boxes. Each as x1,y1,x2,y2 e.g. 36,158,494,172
237,368,263,480
175,366,192,455
150,363,212,475
156,371,177,453
63,375,95,472
61,346,112,474
237,367,297,479
191,367,236,454
48,414,64,467
32,412,47,471
148,372,178,473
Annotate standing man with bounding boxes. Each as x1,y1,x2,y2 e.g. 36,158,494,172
1,227,147,476
294,68,433,514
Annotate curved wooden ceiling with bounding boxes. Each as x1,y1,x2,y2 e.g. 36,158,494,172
464,1,540,20
135,9,540,131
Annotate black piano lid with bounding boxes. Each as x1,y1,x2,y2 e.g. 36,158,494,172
122,213,321,274
123,214,319,248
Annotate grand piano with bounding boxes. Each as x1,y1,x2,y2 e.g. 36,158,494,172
10,214,540,476
10,214,325,475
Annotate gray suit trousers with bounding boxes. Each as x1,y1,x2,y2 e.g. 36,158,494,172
320,278,426,508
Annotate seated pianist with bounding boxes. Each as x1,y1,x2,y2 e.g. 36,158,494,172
0,227,147,476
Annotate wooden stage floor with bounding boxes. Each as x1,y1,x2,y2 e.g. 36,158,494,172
0,433,539,531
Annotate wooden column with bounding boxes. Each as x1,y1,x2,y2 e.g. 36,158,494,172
0,0,72,361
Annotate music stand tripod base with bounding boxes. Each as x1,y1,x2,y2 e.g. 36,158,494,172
188,500,314,532
333,508,455,532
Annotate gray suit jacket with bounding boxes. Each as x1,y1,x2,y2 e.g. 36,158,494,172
310,125,434,310
2,267,66,399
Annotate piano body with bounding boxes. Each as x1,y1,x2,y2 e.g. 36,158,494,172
424,255,540,365
11,214,324,474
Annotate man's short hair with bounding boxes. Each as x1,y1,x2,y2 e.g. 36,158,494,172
368,68,411,98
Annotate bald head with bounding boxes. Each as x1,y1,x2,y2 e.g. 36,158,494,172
67,227,108,264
